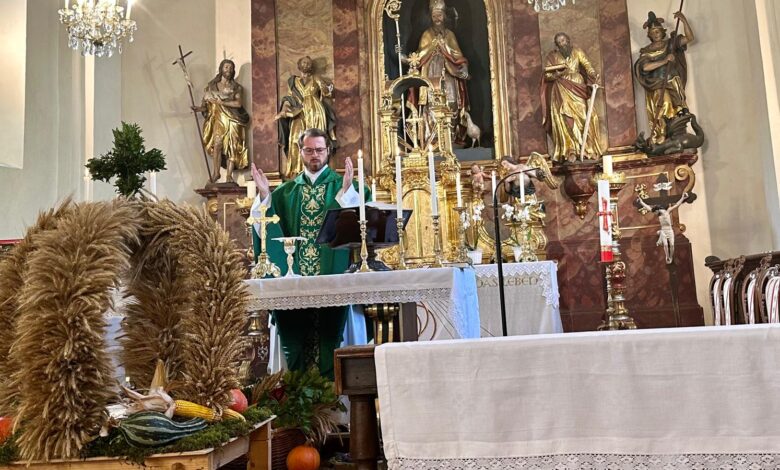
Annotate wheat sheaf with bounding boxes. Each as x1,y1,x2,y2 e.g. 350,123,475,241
1,198,248,462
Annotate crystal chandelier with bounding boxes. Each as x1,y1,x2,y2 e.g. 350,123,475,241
58,0,137,57
528,0,575,12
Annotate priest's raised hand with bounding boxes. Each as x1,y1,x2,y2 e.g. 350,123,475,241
251,162,270,200
342,156,355,193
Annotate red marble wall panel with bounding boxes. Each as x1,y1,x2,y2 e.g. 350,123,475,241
332,0,364,170
511,1,547,156
599,0,637,149
251,0,280,174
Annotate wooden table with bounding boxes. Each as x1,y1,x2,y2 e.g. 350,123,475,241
334,345,378,470
0,418,274,470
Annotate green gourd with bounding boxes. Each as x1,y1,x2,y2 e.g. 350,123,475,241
118,411,207,447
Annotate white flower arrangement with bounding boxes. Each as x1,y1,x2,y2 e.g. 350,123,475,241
463,201,485,229
501,203,530,223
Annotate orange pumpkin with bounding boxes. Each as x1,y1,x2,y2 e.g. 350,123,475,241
229,389,248,413
0,416,13,444
286,444,320,470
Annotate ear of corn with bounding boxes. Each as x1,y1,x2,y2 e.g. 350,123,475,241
223,408,247,421
174,400,246,422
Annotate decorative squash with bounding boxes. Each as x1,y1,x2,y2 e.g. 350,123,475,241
286,444,320,470
0,416,13,444
118,411,207,447
229,389,248,413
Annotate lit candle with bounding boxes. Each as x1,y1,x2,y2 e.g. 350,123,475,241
427,145,438,217
125,0,132,19
149,171,157,196
246,181,256,199
371,178,377,202
357,150,366,222
395,148,403,220
84,170,93,202
603,154,613,176
520,169,526,205
456,171,463,207
491,170,497,199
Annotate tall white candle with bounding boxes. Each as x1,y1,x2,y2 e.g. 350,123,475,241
149,171,157,196
83,171,93,202
371,178,377,202
456,171,463,207
246,181,256,199
491,170,497,199
395,150,403,220
428,146,438,217
125,0,132,19
357,150,366,221
603,154,613,175
520,170,526,205
64,0,70,9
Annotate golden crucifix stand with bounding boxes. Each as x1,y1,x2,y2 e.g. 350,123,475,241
249,204,281,279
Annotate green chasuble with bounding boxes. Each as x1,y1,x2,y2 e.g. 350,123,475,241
252,166,368,379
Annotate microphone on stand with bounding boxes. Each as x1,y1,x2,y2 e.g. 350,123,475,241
492,167,542,337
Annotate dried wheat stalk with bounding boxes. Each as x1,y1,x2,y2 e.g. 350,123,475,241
0,199,73,416
11,199,141,461
119,223,189,388
143,200,248,411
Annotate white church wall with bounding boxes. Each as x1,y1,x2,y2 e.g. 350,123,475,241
756,0,780,249
119,0,217,204
627,0,779,324
0,0,84,239
0,0,27,169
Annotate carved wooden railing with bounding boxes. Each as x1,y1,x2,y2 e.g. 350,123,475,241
706,252,780,325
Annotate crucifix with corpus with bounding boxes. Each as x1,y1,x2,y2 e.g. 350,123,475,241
634,173,694,265
249,204,281,279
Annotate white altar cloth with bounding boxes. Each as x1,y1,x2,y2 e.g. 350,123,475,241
245,267,480,371
376,325,780,469
474,261,562,336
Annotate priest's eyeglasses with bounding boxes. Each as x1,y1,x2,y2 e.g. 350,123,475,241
301,147,328,156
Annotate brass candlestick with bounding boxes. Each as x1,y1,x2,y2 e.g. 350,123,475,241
235,197,255,262
514,204,538,262
395,216,408,270
597,172,636,330
452,207,472,265
358,219,370,273
431,214,444,267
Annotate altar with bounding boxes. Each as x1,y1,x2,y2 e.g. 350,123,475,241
474,261,561,337
244,266,480,347
375,325,780,469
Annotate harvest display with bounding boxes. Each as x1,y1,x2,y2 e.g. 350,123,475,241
0,199,267,464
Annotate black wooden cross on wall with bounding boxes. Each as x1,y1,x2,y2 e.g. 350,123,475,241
633,173,696,212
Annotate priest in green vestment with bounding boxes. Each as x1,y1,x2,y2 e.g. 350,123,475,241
249,128,369,379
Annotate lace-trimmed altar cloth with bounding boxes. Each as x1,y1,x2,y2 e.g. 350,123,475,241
244,266,480,339
376,325,780,470
473,261,562,337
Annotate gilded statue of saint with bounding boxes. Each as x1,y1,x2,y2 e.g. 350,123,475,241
409,0,470,143
541,32,603,162
192,59,250,184
633,11,695,145
276,56,337,180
